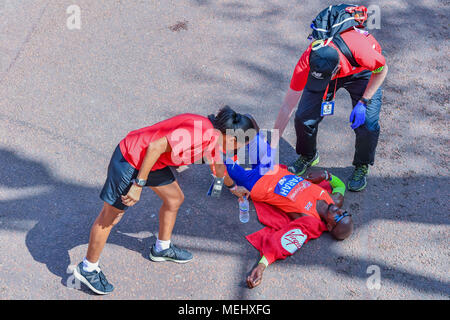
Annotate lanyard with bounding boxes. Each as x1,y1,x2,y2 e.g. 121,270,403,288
322,78,338,102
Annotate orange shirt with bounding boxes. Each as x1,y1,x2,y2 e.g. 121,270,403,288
250,165,334,220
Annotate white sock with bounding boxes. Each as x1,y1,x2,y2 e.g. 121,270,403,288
83,257,100,272
155,238,171,252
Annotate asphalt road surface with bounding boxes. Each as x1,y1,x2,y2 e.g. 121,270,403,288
0,0,449,299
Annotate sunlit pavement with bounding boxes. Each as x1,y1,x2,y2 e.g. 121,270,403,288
0,0,448,299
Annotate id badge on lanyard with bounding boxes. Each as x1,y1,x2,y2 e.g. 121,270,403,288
320,80,337,116
207,161,224,197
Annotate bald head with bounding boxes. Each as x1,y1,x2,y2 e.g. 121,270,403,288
330,215,353,240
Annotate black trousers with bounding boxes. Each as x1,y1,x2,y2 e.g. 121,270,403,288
294,70,382,166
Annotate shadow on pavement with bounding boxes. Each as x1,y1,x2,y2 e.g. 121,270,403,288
0,146,448,298
0,0,448,298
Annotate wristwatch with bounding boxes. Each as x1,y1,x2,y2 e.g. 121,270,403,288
225,181,236,189
132,178,147,187
360,97,371,105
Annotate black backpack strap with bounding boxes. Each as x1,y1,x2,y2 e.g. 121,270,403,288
332,33,360,68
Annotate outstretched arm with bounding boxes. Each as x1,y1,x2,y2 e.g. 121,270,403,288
305,170,346,207
247,256,268,289
329,174,345,208
273,88,302,144
273,47,309,144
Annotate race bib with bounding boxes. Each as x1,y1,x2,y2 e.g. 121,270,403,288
274,175,311,201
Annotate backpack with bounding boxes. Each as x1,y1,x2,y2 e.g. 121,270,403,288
308,4,369,67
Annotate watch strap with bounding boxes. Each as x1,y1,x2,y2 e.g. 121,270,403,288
360,97,370,105
132,178,147,187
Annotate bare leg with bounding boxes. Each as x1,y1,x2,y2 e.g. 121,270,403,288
86,202,125,263
150,181,184,241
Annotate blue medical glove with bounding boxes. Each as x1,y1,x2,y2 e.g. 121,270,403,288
349,101,366,130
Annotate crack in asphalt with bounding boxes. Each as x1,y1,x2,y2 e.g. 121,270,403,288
0,1,50,85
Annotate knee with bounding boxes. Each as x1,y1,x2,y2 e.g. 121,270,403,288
294,106,317,122
98,204,125,227
295,111,321,129
164,192,185,211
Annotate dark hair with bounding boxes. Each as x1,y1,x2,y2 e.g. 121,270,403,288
208,105,256,135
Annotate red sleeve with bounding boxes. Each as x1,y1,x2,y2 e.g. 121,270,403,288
165,125,193,166
350,34,386,71
289,47,311,91
165,118,212,166
261,216,327,264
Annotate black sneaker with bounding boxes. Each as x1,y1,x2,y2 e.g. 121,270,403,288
348,164,369,192
72,262,114,295
288,152,319,176
149,243,193,264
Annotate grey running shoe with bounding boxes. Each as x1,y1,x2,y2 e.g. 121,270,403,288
149,243,193,263
288,152,319,176
348,164,369,192
72,262,114,295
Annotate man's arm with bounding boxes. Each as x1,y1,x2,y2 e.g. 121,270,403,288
350,65,388,130
121,137,170,207
273,88,302,141
329,174,345,208
305,170,345,207
362,64,388,100
247,256,268,289
273,46,311,144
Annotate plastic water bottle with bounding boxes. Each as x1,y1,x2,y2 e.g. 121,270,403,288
239,197,250,223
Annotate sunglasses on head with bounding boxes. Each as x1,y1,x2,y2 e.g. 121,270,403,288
335,211,351,223
328,203,352,223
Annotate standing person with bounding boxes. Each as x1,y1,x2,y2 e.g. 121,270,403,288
73,106,255,295
274,4,388,191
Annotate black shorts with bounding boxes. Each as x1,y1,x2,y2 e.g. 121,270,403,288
99,145,176,210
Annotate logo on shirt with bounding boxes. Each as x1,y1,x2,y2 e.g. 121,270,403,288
305,201,313,211
288,180,312,201
281,229,307,254
311,71,324,79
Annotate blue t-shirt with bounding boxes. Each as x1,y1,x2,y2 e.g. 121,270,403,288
225,133,277,191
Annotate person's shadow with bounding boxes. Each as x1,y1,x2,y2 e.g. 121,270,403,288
1,142,448,298
0,147,163,294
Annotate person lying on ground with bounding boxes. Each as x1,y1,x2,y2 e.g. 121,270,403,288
222,148,352,289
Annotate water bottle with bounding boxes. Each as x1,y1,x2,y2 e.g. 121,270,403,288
239,197,250,223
